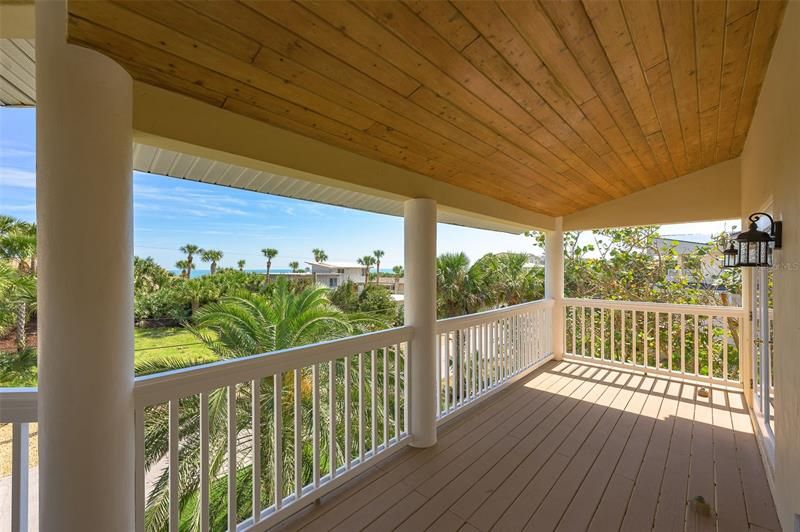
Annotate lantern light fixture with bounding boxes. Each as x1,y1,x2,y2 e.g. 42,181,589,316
723,242,739,268
728,212,782,268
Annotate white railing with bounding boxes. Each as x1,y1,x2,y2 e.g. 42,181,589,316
564,298,745,386
0,388,37,532
1,302,559,531
133,325,412,532
435,299,554,421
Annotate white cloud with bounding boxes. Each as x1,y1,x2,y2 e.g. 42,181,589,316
0,147,35,158
133,183,250,217
2,202,35,212
0,167,36,188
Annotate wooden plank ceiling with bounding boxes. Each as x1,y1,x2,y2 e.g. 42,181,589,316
66,0,786,217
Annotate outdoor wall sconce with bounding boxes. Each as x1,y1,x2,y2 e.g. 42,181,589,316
725,212,782,268
723,242,739,268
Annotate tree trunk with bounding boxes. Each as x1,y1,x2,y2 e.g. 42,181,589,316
211,262,217,275
376,261,381,285
192,298,199,314
266,262,272,283
15,302,27,351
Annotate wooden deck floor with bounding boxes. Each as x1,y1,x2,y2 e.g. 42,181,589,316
274,360,780,532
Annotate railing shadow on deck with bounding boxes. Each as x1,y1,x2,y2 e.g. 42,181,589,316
270,359,778,532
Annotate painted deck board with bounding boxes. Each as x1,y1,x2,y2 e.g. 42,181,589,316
272,361,779,532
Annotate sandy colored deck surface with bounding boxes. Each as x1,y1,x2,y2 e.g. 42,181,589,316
274,360,779,531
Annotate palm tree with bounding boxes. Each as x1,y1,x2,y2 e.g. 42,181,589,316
312,248,328,263
311,249,328,285
0,215,20,235
134,256,171,292
0,262,36,351
0,218,37,350
179,244,202,279
483,252,542,306
436,252,488,318
137,279,388,531
357,255,376,285
262,248,278,283
237,259,246,271
289,260,300,273
178,278,219,315
201,249,224,275
392,265,404,293
373,249,385,285
174,259,191,279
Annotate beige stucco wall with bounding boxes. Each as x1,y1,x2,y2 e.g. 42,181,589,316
740,1,800,529
563,158,741,230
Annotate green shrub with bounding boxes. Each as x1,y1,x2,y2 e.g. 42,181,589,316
0,347,37,387
134,288,188,322
330,280,359,312
357,284,396,323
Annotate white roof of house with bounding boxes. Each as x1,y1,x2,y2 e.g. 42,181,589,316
305,261,365,269
658,234,714,245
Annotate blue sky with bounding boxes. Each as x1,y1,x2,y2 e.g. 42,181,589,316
1,108,735,270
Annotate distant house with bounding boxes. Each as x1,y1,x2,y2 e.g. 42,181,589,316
305,261,369,289
374,275,405,294
653,234,721,287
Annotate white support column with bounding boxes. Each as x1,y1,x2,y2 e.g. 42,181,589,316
404,198,437,447
36,1,135,530
741,260,753,406
545,217,565,360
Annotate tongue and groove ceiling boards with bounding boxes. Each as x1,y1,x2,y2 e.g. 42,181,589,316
66,0,786,217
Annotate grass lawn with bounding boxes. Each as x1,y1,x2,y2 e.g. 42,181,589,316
134,327,218,367
1,328,217,477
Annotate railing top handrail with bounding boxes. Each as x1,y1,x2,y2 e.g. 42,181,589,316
563,297,744,317
0,387,37,423
436,299,554,333
134,325,413,408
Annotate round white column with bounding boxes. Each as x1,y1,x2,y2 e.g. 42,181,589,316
36,1,134,530
404,198,437,447
545,217,565,360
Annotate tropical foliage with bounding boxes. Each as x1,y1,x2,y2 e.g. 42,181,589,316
200,249,224,275
261,248,278,282
527,226,740,303
138,279,390,530
0,216,37,350
373,249,384,284
527,226,742,378
179,244,201,279
356,255,375,285
436,251,543,318
329,281,398,325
